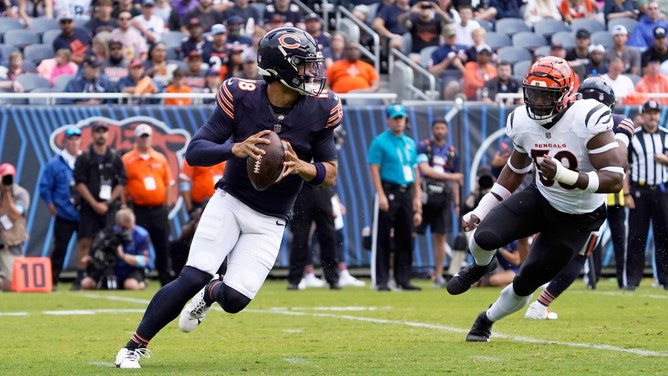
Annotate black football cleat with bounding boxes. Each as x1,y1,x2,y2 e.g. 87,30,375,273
446,259,498,295
466,311,494,342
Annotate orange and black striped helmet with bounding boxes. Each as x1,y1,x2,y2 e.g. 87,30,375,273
522,56,577,125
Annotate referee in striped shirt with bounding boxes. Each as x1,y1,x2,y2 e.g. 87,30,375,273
625,100,668,290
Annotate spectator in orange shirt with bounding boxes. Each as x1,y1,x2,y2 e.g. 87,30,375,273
122,124,176,286
462,44,497,100
326,41,380,94
630,58,668,105
164,68,192,106
178,159,226,214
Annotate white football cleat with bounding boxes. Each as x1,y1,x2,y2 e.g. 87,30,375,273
303,272,325,288
179,286,212,333
115,347,151,369
525,301,559,320
338,269,366,287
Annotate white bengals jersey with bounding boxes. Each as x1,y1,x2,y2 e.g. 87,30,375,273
507,98,613,214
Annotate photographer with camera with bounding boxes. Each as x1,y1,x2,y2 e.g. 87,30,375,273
0,163,30,291
416,120,464,287
81,208,152,291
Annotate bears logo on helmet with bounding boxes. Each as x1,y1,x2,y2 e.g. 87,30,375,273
578,77,616,110
257,26,326,96
522,56,576,127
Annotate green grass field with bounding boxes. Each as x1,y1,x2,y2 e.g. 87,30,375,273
1,277,666,376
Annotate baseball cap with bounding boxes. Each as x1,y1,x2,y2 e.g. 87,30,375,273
612,25,628,36
242,50,256,63
588,44,605,54
188,50,202,59
206,68,219,76
109,38,123,48
476,44,492,54
0,163,16,177
142,0,155,7
92,122,108,131
443,24,456,36
57,12,74,22
654,26,666,38
188,17,202,28
65,127,82,138
83,55,101,68
129,57,144,68
576,29,590,39
305,13,320,22
643,100,661,113
227,15,244,24
135,124,152,137
386,103,407,119
211,23,227,35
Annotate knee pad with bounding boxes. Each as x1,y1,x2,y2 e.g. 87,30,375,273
220,284,251,314
473,228,503,251
512,275,533,297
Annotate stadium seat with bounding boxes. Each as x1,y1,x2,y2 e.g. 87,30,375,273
419,46,438,67
0,43,19,64
496,46,533,65
494,18,531,36
167,60,188,72
591,30,614,48
534,45,551,57
570,18,605,33
53,74,75,91
41,29,61,46
15,73,51,92
162,30,186,50
533,19,571,40
513,59,533,77
402,32,411,54
551,31,576,49
21,60,37,72
607,17,639,35
166,46,181,60
3,29,40,50
28,17,61,37
0,18,25,43
477,20,494,32
485,31,512,50
338,17,360,43
249,2,266,23
24,44,56,66
511,31,547,51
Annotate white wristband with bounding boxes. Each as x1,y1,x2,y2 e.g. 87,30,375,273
490,183,512,201
553,158,579,186
466,191,502,223
585,171,599,193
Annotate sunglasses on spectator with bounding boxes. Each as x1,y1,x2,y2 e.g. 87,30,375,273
118,17,131,21
60,19,73,24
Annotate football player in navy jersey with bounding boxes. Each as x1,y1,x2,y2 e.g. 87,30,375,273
115,27,342,369
524,77,635,320
446,57,627,342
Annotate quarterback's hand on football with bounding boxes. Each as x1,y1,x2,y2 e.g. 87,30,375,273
232,130,271,161
462,212,480,232
282,140,306,176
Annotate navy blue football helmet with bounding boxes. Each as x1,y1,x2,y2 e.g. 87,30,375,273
257,27,325,96
578,77,616,110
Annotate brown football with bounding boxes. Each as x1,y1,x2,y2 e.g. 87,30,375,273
246,131,286,191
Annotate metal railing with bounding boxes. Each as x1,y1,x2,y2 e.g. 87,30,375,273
0,91,397,106
388,48,437,101
335,5,381,73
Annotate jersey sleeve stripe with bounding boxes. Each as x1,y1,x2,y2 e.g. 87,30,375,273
217,85,235,119
584,103,607,127
326,101,343,128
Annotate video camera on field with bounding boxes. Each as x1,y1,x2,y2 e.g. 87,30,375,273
90,227,130,289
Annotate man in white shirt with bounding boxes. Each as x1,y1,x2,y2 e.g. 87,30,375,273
602,57,636,103
132,0,165,44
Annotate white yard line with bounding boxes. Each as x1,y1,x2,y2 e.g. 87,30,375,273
5,293,664,358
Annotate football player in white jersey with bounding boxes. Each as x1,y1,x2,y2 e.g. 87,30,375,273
446,56,627,342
